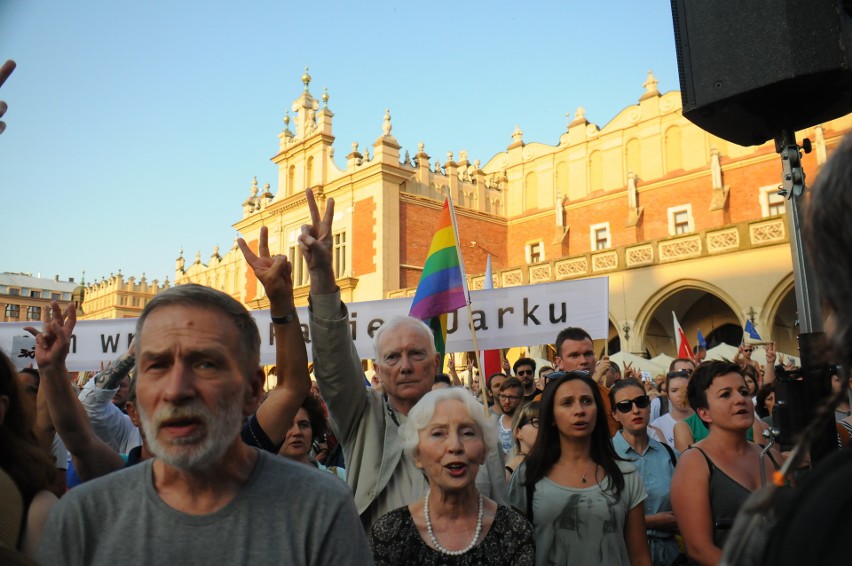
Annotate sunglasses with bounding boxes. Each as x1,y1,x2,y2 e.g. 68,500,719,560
743,349,753,353
614,395,651,413
516,369,534,376
666,369,692,379
545,369,591,381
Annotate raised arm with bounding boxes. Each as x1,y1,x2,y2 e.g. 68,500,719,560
238,226,310,448
763,341,777,385
25,303,125,481
301,188,372,442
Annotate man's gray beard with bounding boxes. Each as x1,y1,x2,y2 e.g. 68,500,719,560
138,396,244,472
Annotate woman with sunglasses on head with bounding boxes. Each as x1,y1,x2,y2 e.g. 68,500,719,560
610,379,680,566
505,401,540,482
508,371,651,566
670,361,779,566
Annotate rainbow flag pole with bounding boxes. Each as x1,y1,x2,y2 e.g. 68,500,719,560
408,195,467,358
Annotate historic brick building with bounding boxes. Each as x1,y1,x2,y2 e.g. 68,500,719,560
160,69,851,357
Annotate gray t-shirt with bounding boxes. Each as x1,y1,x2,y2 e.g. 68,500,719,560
37,450,373,566
508,460,647,566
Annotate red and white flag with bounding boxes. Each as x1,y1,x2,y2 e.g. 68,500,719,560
672,311,693,359
480,255,502,379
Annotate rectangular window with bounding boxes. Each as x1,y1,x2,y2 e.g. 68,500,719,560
333,232,347,277
768,195,786,216
51,293,61,300
30,290,40,298
8,288,20,296
5,304,20,320
674,211,689,234
759,185,787,217
288,245,310,286
26,306,41,321
590,222,611,251
526,241,543,264
668,204,694,236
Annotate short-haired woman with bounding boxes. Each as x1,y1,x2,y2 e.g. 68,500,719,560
508,371,651,566
670,361,777,565
370,388,534,565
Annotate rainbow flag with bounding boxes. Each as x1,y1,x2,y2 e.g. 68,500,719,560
409,199,467,356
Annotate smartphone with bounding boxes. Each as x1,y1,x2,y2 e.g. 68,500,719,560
640,370,652,382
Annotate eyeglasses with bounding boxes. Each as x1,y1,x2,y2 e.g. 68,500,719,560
516,370,534,376
614,395,651,413
498,394,521,402
520,417,540,429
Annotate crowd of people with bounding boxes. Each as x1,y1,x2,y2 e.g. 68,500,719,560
2,154,852,566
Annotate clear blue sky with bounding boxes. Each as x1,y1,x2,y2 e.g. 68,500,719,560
0,1,678,284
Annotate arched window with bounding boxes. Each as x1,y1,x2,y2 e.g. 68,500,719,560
626,138,641,176
665,127,683,172
306,156,314,188
524,172,538,209
288,165,296,195
589,151,603,192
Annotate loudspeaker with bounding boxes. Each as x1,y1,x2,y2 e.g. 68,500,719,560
671,1,852,146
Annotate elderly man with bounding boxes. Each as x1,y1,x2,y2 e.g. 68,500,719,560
300,188,508,530
35,283,370,564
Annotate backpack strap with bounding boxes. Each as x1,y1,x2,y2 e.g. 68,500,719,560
661,441,677,469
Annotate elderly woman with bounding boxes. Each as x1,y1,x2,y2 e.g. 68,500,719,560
370,388,534,565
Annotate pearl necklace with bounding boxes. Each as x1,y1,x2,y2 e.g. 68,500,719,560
424,489,484,556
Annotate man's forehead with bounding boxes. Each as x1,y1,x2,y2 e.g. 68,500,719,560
138,306,238,351
559,338,594,354
377,329,432,354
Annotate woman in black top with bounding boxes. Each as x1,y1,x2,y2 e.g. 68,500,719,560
670,361,777,565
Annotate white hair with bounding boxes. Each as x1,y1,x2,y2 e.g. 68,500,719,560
399,388,497,458
372,315,437,360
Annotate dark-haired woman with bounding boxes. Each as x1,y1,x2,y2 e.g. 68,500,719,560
0,350,58,559
610,379,679,566
508,371,651,566
670,361,777,565
279,395,346,480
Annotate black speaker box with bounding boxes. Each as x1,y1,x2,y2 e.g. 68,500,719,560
671,0,852,146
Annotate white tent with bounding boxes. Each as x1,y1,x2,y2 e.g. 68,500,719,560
650,353,675,371
704,343,799,367
611,351,667,378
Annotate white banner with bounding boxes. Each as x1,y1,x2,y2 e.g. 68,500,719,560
0,277,609,371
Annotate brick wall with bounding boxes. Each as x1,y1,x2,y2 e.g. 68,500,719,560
353,197,376,277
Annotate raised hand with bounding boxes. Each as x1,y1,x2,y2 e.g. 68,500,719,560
0,59,15,135
299,188,335,272
24,301,76,371
765,341,777,365
238,226,294,310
